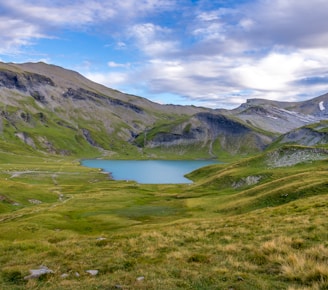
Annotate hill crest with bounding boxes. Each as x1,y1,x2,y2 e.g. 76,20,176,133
0,61,327,158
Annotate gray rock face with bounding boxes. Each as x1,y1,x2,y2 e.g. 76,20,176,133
279,127,328,146
232,176,262,189
0,70,54,92
266,147,328,168
145,112,273,155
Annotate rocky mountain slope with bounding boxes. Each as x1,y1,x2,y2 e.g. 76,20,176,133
231,97,327,134
0,61,327,158
271,121,328,147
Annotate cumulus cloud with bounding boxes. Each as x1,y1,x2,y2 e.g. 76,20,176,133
1,0,328,108
129,23,179,56
121,0,328,107
0,0,174,53
242,0,328,48
0,17,46,54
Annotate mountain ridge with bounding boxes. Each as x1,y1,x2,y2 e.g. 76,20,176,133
0,61,327,158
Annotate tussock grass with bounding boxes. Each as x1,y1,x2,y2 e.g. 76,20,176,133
0,148,327,289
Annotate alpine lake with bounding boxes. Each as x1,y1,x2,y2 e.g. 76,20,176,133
81,159,219,184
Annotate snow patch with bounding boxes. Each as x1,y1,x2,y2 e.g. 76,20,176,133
266,115,278,120
319,101,325,111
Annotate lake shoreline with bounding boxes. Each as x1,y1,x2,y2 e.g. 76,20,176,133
81,159,220,184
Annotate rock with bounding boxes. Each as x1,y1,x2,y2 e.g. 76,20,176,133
24,266,54,280
96,237,106,241
86,270,98,276
15,132,36,148
232,175,261,188
75,272,80,277
237,276,244,281
136,276,145,281
61,273,69,278
28,199,42,204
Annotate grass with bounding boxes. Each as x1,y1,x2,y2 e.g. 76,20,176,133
0,147,327,289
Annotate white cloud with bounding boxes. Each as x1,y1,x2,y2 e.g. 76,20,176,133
108,61,130,68
232,52,311,91
241,0,328,48
116,42,127,49
129,23,178,56
1,0,328,108
85,71,128,88
0,17,46,54
2,1,115,26
0,0,175,54
121,0,328,107
197,11,220,22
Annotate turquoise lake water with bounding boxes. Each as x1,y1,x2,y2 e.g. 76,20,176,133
81,160,219,184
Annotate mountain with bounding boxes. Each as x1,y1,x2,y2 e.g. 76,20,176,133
231,97,326,134
0,62,210,157
271,120,328,147
0,61,327,159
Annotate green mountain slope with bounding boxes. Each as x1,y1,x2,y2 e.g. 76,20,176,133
0,145,327,289
0,62,213,158
3,61,327,159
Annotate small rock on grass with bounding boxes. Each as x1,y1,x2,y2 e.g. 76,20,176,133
86,270,99,276
136,276,145,281
24,266,54,280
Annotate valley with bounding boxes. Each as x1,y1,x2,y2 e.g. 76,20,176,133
0,62,327,289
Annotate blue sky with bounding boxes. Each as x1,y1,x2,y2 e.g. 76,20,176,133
1,0,328,108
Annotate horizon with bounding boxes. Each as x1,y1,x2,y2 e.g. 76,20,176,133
2,59,327,111
1,1,328,109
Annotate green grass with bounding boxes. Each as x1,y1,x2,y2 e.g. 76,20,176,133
0,146,327,289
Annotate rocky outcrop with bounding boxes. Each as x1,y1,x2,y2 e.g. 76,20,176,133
232,176,262,189
143,112,273,155
266,147,328,168
15,132,35,148
82,128,99,147
0,70,54,92
196,112,250,136
279,127,328,146
63,87,144,114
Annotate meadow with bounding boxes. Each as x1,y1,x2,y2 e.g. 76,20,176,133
0,148,327,289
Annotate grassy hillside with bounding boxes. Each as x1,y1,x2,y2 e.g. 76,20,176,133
1,62,328,289
0,146,327,289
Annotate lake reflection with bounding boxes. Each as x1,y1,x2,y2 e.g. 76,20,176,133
81,160,219,184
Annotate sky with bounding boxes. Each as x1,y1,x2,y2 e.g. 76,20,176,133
1,0,328,109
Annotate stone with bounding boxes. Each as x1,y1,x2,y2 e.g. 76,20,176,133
86,270,98,276
24,266,54,280
28,199,42,205
136,276,145,281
